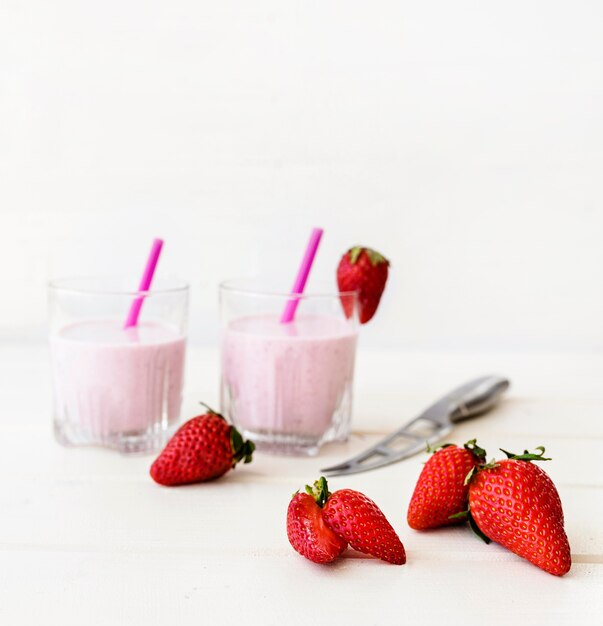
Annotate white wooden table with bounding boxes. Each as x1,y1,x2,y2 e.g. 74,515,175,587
1,344,602,625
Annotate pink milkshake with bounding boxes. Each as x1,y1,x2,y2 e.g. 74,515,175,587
221,314,357,454
51,320,186,453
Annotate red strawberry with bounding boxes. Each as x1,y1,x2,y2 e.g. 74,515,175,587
407,440,487,530
287,491,348,564
321,483,406,564
336,246,389,324
150,405,254,486
468,447,571,576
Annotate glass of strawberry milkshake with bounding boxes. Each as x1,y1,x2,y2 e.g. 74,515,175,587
220,279,359,455
49,277,188,454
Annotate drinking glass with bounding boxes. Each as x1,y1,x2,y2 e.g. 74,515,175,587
49,276,188,454
220,279,359,455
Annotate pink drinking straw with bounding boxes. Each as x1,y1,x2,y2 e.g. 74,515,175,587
124,238,164,328
280,227,323,324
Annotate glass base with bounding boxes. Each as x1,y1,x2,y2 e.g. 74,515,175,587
241,428,350,457
241,429,321,456
53,420,172,455
221,377,354,457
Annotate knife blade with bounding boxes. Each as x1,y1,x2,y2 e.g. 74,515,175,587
321,375,510,476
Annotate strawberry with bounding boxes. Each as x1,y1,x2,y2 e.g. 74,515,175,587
287,491,348,564
407,440,487,530
150,405,254,486
318,479,406,564
336,246,389,324
468,447,571,576
287,478,405,565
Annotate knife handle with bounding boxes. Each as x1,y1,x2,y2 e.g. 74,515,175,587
448,375,510,423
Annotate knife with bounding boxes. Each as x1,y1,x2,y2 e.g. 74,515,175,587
321,375,510,476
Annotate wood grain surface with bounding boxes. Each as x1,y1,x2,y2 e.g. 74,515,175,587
1,345,601,625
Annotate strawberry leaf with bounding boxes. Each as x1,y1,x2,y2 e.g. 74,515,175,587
365,248,389,266
231,427,243,452
199,402,224,418
500,446,551,462
448,510,470,520
242,440,255,463
426,442,454,454
305,476,331,508
468,513,491,545
230,427,255,466
347,246,389,267
464,466,478,486
348,246,363,264
464,456,498,485
464,438,487,462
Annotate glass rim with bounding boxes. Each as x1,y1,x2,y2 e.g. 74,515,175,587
219,278,358,299
48,275,189,296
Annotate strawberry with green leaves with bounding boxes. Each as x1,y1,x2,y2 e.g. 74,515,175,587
150,405,254,486
287,487,348,564
467,446,571,577
407,439,487,530
337,246,389,324
287,477,406,565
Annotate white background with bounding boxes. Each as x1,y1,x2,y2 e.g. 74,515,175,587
1,6,602,622
2,1,602,350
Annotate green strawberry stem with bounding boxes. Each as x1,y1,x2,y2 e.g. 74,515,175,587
230,427,255,466
499,446,551,462
199,402,222,417
426,442,454,454
305,476,331,508
348,246,389,267
427,439,487,462
464,438,487,462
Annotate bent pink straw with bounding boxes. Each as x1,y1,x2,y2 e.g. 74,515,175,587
124,238,164,328
280,227,323,324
